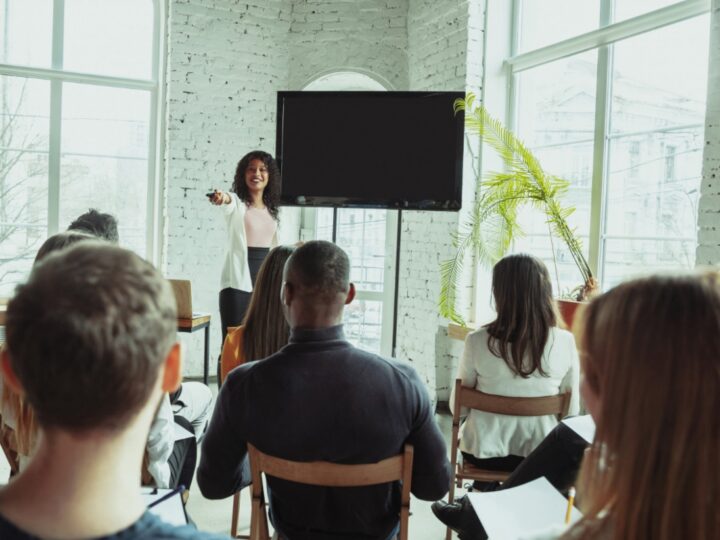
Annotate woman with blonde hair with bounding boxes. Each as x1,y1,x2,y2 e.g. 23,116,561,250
220,245,294,383
561,272,720,539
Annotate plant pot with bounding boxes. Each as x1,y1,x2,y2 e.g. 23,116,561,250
556,299,586,331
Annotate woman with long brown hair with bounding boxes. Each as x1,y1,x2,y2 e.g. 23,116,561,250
452,253,580,481
558,272,720,540
220,245,294,383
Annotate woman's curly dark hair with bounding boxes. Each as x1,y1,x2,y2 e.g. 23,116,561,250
231,150,281,221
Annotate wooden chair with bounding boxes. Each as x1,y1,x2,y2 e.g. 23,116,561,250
446,379,571,540
230,488,250,539
0,419,20,477
246,443,414,540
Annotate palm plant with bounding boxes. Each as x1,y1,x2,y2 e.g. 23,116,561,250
439,93,597,325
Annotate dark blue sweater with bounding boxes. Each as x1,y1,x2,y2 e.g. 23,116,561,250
197,325,450,540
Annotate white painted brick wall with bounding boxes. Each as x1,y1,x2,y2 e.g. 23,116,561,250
164,0,294,376
287,0,409,90
399,0,484,401
163,0,486,393
696,1,720,266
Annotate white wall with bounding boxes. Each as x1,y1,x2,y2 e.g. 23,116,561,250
397,0,484,401
164,0,293,375
163,0,484,393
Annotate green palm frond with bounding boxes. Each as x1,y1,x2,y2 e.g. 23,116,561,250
440,94,595,323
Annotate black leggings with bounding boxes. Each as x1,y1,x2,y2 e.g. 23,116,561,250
454,422,589,539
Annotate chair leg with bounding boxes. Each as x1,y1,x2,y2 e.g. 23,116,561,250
231,491,240,537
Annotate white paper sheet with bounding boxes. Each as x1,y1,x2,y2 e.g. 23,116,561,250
141,487,187,526
467,477,582,540
562,415,595,444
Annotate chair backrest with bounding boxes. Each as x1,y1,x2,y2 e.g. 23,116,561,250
247,443,414,540
449,378,571,481
452,379,572,420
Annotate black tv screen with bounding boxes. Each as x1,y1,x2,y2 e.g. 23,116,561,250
276,91,464,211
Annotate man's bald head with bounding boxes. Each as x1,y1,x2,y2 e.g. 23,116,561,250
282,241,354,328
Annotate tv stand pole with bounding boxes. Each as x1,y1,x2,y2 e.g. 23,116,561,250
331,207,338,243
391,209,402,358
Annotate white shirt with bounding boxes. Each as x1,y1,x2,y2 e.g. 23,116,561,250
452,326,580,459
147,394,174,488
220,193,278,292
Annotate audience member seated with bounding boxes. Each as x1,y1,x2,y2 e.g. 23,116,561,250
433,418,592,538
0,243,228,539
68,208,212,446
69,209,213,484
0,230,210,493
198,240,451,540
67,207,120,243
0,231,94,473
220,245,294,383
539,272,720,539
452,254,579,487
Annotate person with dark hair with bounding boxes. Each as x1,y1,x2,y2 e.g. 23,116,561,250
454,254,579,480
220,245,294,383
208,150,282,353
0,244,228,540
198,240,451,540
67,208,120,243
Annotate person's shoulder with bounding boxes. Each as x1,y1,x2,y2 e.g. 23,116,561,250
465,326,490,343
115,512,231,540
550,326,577,345
367,353,426,390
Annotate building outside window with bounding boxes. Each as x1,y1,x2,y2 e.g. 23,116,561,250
505,0,709,296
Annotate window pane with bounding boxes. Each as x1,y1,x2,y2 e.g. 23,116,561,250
59,83,150,255
343,299,383,353
602,16,708,283
336,209,387,293
0,0,53,68
0,76,50,297
315,208,333,241
613,0,682,23
63,0,154,79
518,0,600,53
513,52,596,294
603,238,696,289
516,51,598,147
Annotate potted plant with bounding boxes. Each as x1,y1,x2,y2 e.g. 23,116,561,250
439,93,598,329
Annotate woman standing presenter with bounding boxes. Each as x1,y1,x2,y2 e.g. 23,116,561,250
209,150,280,348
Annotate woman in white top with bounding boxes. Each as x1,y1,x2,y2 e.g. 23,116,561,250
209,151,280,352
452,253,579,482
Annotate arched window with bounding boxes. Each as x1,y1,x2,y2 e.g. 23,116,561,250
0,0,162,295
302,71,398,356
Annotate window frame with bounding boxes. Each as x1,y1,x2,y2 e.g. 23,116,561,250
0,0,165,264
504,0,710,287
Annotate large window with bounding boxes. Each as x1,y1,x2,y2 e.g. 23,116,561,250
302,72,398,356
507,0,709,293
0,0,160,296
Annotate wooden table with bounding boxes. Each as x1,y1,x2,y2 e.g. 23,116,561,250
177,313,211,385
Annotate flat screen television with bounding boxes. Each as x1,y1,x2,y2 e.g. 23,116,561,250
276,91,464,211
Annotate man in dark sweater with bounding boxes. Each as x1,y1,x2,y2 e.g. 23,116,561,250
197,240,451,539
